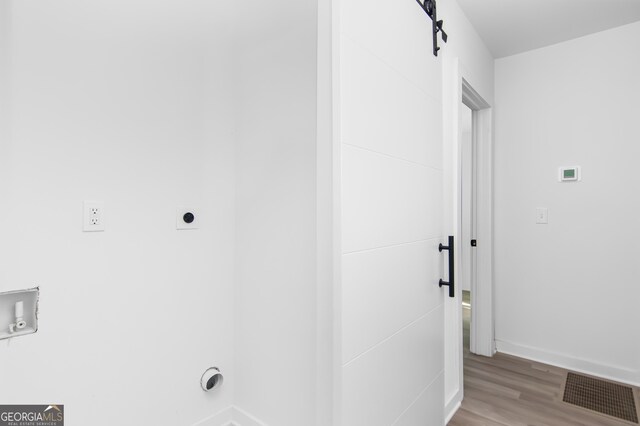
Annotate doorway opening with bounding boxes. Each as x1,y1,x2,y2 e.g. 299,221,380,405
460,102,474,357
443,67,493,423
459,78,491,360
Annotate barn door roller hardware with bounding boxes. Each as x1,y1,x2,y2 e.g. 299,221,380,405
415,0,448,56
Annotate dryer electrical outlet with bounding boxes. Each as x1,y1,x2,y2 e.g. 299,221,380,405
177,207,199,230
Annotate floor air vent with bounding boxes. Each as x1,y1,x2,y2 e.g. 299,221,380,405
563,372,638,423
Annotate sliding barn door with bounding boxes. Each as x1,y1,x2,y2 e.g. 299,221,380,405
339,0,446,424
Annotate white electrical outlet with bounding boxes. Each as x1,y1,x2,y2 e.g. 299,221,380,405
83,201,105,232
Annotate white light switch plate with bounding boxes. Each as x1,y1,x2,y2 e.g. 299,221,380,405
536,208,548,224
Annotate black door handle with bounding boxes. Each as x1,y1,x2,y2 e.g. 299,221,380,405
439,236,455,298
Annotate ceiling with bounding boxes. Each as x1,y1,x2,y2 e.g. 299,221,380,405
456,0,640,58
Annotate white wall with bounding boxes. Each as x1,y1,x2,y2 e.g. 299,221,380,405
232,1,321,425
440,0,495,107
0,2,11,276
0,1,237,424
1,2,331,425
494,21,640,386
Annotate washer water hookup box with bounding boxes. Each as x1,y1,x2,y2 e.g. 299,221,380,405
0,287,39,340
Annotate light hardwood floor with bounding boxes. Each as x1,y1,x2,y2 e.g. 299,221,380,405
448,292,639,426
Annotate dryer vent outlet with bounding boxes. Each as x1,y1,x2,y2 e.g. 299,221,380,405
201,367,223,392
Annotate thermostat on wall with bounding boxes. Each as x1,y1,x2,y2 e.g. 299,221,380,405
559,166,580,182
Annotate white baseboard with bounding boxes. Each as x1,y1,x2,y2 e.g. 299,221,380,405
444,400,461,425
193,406,267,426
231,406,268,426
495,340,640,387
444,381,463,425
192,407,233,426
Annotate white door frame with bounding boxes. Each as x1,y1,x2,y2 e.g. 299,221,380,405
461,78,493,358
443,58,494,423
